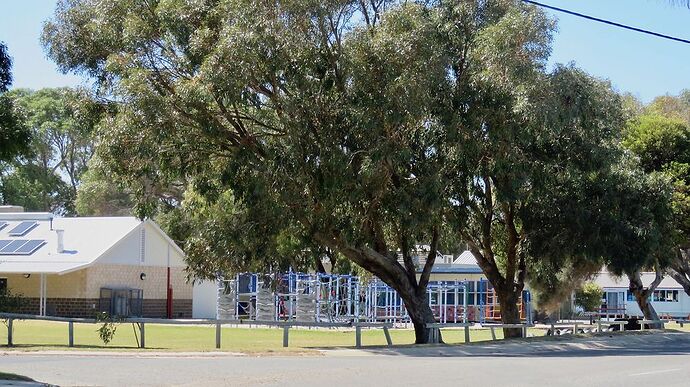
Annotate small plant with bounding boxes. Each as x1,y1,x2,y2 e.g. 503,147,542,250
95,312,122,345
575,282,604,312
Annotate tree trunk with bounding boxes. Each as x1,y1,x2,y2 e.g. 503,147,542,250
496,289,523,338
633,291,660,325
403,292,440,344
628,271,662,329
670,248,690,297
669,269,690,297
313,255,327,274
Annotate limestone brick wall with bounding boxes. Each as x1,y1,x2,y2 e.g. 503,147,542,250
18,298,100,317
85,264,192,299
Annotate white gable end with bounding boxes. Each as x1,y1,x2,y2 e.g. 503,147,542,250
0,214,186,274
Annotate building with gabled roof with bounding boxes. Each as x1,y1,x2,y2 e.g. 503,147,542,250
0,207,192,318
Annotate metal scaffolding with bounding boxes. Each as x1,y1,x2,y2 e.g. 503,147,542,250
216,272,534,324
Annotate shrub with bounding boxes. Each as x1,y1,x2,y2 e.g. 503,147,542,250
95,312,122,345
575,282,604,312
0,288,23,313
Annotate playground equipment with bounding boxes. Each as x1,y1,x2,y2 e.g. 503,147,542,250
217,272,529,324
427,281,468,323
465,279,531,324
217,272,361,322
365,278,407,323
364,279,469,324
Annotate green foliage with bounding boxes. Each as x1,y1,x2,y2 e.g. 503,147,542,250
0,87,106,214
75,154,133,216
41,0,672,334
575,282,604,312
623,114,690,172
0,42,11,91
94,312,121,345
0,288,23,313
0,42,31,162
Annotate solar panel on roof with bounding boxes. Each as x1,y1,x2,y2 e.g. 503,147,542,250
13,240,46,255
8,221,38,237
0,239,28,253
0,239,47,255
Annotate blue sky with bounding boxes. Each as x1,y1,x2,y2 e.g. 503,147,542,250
0,0,688,102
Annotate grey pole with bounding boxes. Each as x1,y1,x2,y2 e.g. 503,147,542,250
68,321,74,347
355,325,362,348
383,326,392,346
7,318,12,346
282,326,290,347
464,325,471,343
140,323,145,348
215,321,221,349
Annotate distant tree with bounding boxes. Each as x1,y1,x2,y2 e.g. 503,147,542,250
0,42,31,162
575,283,604,313
624,108,690,300
0,88,105,214
75,155,133,216
0,42,11,92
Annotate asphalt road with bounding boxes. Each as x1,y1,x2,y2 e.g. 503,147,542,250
2,332,690,387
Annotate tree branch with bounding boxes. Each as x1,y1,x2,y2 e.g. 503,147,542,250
417,226,439,295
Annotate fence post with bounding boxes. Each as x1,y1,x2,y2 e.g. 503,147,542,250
597,320,602,332
7,318,13,346
573,323,578,335
68,321,74,347
282,326,290,348
216,321,221,349
355,325,362,348
140,323,145,348
522,325,527,338
490,326,496,341
383,326,392,346
464,325,470,343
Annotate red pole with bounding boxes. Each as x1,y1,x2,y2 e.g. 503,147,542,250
166,267,173,318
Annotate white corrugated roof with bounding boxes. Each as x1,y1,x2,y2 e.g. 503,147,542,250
592,270,682,289
453,250,479,265
0,215,141,274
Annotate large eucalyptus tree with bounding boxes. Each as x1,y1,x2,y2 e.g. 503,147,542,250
42,0,663,341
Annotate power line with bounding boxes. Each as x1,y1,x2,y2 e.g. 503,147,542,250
521,0,690,45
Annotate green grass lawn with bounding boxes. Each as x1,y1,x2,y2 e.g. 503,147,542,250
663,321,690,332
0,320,549,353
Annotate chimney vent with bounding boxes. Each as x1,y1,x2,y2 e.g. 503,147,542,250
55,229,65,253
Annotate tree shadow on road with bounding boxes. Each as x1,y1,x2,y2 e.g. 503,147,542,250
318,331,690,358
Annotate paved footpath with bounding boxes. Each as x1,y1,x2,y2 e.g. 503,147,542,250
2,332,690,387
